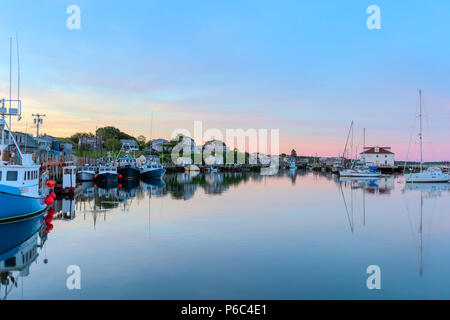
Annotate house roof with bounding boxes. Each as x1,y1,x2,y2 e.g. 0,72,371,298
360,147,394,155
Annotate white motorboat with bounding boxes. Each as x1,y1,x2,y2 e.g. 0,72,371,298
339,168,381,178
77,164,96,181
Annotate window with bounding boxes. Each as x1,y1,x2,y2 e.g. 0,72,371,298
27,171,31,180
5,257,16,268
0,171,2,181
7,171,18,181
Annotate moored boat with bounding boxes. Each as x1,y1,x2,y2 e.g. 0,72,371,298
0,83,47,222
77,164,96,181
95,164,119,184
404,91,450,183
140,163,165,180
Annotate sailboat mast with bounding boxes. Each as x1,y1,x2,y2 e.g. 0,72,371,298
419,90,423,172
9,37,12,144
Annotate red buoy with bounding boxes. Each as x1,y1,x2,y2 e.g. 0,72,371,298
48,208,56,216
45,215,53,224
49,192,56,199
46,223,54,231
45,196,54,206
46,180,55,188
118,174,123,179
118,183,123,188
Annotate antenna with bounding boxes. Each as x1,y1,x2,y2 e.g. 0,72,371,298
32,113,46,137
419,90,423,172
16,34,20,110
9,37,12,144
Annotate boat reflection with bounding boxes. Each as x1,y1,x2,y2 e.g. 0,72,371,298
339,176,395,195
402,183,449,277
0,214,48,299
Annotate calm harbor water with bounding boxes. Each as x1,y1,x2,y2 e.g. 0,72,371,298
2,170,450,300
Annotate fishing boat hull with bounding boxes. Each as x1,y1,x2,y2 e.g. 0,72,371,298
0,190,47,223
77,171,95,181
140,168,166,181
96,172,118,183
118,166,140,180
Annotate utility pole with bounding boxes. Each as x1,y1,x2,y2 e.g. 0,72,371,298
32,113,46,138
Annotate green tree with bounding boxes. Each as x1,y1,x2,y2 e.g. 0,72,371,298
137,135,146,150
291,149,297,157
70,132,94,144
105,138,122,151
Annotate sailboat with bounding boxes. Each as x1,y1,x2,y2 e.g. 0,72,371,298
405,90,450,183
0,39,47,222
339,121,381,178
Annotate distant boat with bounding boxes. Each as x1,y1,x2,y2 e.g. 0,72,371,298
185,164,200,172
77,164,96,181
405,90,450,183
116,143,140,180
96,164,119,184
140,162,165,180
339,167,381,178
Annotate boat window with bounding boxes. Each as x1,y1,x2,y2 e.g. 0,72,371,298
0,171,2,181
64,168,71,175
5,256,16,268
7,171,18,181
28,171,31,180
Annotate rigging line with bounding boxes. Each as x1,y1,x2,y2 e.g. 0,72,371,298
339,183,354,233
404,97,419,170
403,190,419,252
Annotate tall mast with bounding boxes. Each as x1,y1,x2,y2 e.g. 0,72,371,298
419,90,423,172
9,37,12,144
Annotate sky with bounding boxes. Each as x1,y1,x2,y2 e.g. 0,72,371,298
0,0,449,160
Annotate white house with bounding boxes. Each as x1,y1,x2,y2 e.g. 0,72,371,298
360,146,395,166
151,139,169,153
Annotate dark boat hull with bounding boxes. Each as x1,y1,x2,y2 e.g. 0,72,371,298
140,168,166,181
118,166,140,180
96,172,118,183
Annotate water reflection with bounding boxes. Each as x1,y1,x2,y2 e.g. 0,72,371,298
2,171,450,299
0,214,48,299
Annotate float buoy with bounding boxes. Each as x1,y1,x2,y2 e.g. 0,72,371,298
45,196,54,206
46,180,55,188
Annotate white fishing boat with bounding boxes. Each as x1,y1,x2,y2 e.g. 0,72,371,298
77,164,96,181
0,41,47,222
405,90,450,183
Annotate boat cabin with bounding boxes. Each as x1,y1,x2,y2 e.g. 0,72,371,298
118,157,136,167
0,154,40,197
62,166,77,189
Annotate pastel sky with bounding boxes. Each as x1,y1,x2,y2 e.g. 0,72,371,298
0,1,449,160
